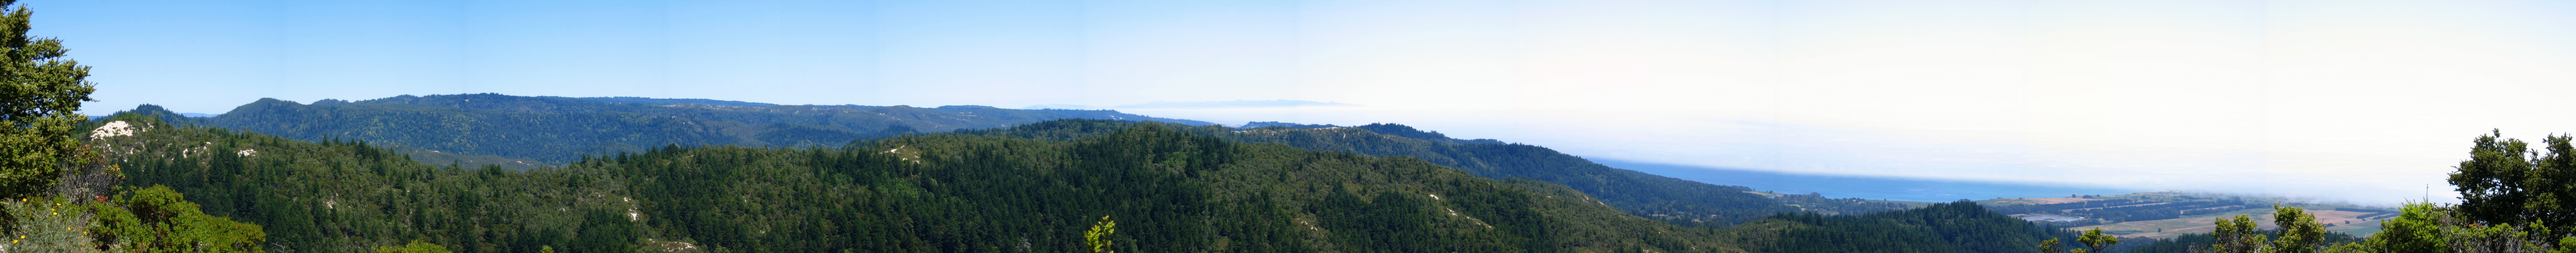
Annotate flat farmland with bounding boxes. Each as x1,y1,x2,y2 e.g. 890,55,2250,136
1979,197,2098,205
2072,208,2390,239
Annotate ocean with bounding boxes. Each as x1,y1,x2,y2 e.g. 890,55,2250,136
1593,159,2146,203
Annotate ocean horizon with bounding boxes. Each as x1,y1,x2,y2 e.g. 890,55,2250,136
1594,159,2146,203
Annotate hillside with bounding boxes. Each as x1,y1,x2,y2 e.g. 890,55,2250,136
144,94,1213,164
84,108,2106,252
129,96,1914,227
82,112,1741,252
965,120,1916,226
1716,201,2078,253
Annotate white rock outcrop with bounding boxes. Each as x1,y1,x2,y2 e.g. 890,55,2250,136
90,121,139,139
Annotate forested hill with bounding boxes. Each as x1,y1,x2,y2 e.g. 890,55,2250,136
128,94,1911,226
960,120,1916,226
136,94,1912,226
82,112,1746,252
141,94,1214,163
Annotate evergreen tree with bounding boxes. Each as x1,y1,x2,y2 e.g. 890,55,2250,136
2271,205,2327,253
0,0,97,198
2074,228,2117,253
2450,130,2576,234
2454,130,2535,225
2211,214,2267,253
2532,134,2576,235
374,240,456,253
2363,202,2446,253
1086,216,1117,253
0,3,275,251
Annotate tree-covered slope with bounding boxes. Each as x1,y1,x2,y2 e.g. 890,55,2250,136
1716,201,2077,253
84,111,1743,252
964,119,1914,226
169,94,1213,163
145,96,1906,227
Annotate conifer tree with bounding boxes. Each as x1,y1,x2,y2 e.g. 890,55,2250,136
1086,215,1118,253
2454,130,2536,226
2075,227,2118,253
0,0,97,198
373,240,455,253
2449,130,2576,238
2212,214,2268,253
2270,205,2326,253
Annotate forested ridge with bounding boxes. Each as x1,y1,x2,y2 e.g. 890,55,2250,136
168,94,1213,164
1723,201,2081,253
56,108,2120,252
147,96,1913,227
84,111,1755,252
11,0,2532,249
957,119,1916,226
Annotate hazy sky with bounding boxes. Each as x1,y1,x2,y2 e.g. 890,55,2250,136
37,0,2576,204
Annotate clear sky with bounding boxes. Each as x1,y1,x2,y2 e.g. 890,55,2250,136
34,0,2576,204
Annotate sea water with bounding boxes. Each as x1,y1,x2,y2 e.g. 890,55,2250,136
1593,159,2144,203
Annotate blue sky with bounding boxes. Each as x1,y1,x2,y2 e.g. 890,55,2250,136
35,0,2576,203
40,0,1327,110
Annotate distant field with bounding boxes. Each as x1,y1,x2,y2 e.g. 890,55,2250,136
2335,220,2385,235
1979,191,2397,239
2070,206,2389,239
1979,197,2096,205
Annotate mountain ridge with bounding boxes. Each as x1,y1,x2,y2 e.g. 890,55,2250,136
123,94,1217,164
81,112,1746,252
1020,99,1362,110
961,119,1916,226
81,108,2091,252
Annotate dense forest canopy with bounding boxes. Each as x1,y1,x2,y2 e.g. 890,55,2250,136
6,0,2570,250
9,106,2120,252
961,119,1917,226
140,96,1921,227
41,104,2576,253
177,94,1214,164
81,112,1757,252
70,100,2572,253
